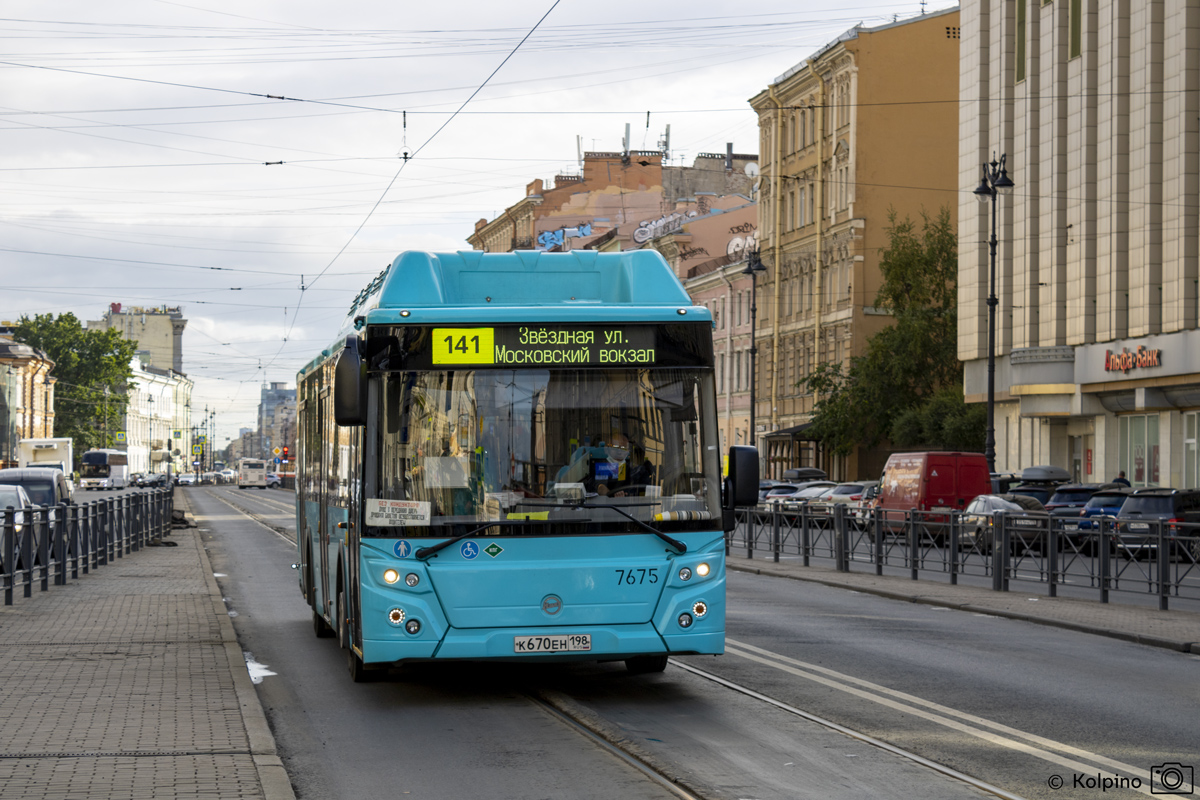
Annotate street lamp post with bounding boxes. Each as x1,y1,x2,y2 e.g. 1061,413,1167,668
741,249,767,452
973,153,1015,475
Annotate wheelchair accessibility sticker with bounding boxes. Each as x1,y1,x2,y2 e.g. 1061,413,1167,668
460,541,480,560
393,540,411,558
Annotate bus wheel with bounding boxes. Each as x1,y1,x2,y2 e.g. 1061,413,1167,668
625,655,668,674
338,589,371,682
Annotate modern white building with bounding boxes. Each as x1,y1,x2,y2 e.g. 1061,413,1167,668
960,0,1200,488
122,358,193,476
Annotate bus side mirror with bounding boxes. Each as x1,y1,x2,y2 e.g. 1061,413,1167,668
724,445,759,508
334,335,367,426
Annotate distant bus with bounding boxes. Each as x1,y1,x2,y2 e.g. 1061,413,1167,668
238,458,268,489
79,449,130,490
296,250,759,682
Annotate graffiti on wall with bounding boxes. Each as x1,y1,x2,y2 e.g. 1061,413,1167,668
632,211,698,244
726,229,759,257
537,223,592,249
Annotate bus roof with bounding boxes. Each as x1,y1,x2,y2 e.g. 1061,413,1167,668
352,250,702,325
301,250,711,377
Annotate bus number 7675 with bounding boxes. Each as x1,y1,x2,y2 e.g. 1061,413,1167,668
614,568,658,585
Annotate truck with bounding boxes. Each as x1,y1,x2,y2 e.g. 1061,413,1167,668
17,438,74,490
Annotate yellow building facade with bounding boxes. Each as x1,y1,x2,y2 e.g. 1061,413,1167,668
749,8,961,480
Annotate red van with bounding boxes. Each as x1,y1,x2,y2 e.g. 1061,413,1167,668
876,451,992,535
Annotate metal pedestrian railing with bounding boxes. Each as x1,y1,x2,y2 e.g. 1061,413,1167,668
2,488,174,605
731,502,1200,611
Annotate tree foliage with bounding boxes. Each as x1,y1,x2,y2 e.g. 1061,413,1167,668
802,208,981,454
12,313,138,456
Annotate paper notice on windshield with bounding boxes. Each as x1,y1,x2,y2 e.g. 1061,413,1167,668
365,499,431,527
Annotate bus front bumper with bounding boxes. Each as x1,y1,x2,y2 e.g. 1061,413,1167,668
361,624,723,665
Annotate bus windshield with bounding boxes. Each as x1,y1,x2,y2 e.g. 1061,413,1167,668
80,464,111,478
371,367,720,535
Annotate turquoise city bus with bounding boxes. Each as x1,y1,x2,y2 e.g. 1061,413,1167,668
296,250,757,681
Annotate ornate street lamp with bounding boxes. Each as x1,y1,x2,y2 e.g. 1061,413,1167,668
974,153,1015,475
741,249,767,451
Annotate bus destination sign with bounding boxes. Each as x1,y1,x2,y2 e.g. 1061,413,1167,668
432,325,656,367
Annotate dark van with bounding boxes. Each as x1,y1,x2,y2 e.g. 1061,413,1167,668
876,452,992,536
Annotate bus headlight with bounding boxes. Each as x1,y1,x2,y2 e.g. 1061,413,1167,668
696,562,711,577
678,567,692,581
405,573,419,587
387,608,406,626
692,601,708,618
383,569,400,584
678,612,693,628
405,619,421,635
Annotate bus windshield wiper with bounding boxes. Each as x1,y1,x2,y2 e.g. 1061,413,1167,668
510,500,687,553
575,502,687,553
414,519,558,560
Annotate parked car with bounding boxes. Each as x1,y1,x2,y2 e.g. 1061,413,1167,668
781,467,827,483
266,473,282,489
990,472,1021,494
0,483,34,534
761,483,802,504
766,481,837,505
825,481,880,506
876,452,992,539
1113,488,1200,558
0,467,73,508
0,467,74,536
1072,488,1134,531
793,482,838,501
758,480,784,503
1007,465,1073,504
962,493,1048,553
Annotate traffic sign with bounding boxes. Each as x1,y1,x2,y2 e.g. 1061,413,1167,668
274,457,281,465
115,432,127,443
273,447,281,455
192,445,203,455
192,460,200,467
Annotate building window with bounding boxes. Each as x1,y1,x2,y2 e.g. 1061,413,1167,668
1186,413,1198,489
1069,0,1082,59
1016,0,1027,83
1118,414,1160,487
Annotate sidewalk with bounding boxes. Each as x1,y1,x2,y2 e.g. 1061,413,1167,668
727,552,1200,654
0,492,293,800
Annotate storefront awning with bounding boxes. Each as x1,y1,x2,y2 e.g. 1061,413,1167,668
764,422,815,440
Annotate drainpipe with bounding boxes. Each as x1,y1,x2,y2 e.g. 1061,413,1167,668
807,58,826,419
767,85,784,453
718,265,737,450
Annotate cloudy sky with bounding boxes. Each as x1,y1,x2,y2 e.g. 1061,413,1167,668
2,0,951,446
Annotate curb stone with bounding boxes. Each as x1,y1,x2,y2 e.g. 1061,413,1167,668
180,492,298,800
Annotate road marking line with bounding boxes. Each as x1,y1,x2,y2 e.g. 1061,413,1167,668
725,639,1155,796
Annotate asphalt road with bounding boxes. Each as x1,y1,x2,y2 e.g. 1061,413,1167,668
186,485,1196,800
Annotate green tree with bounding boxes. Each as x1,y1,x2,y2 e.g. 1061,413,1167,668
802,208,982,454
12,313,138,457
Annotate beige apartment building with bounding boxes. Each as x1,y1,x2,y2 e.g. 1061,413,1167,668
87,304,187,373
750,8,961,480
961,1,1200,488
